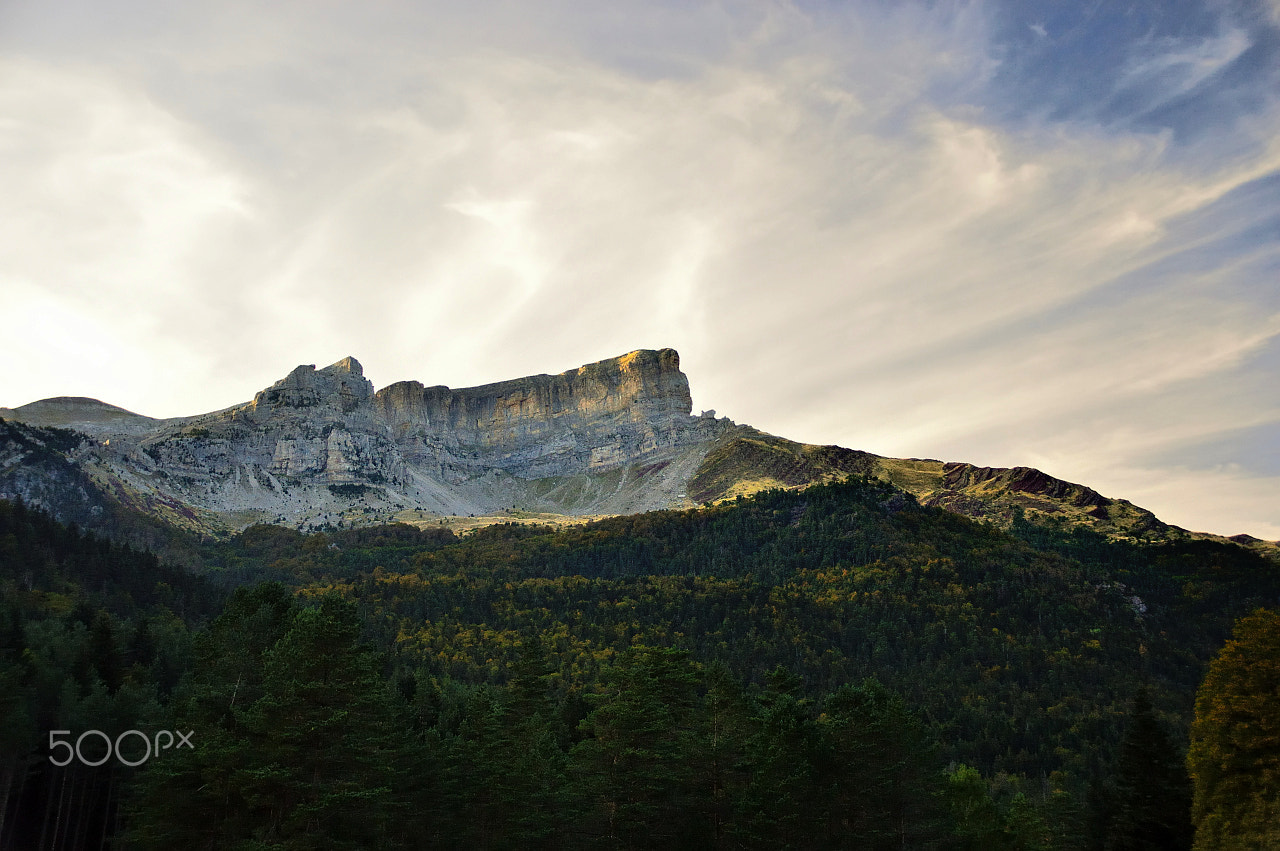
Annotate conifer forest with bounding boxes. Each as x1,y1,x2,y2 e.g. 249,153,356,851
2,477,1277,848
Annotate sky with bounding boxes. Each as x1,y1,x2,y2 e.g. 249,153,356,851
1,0,1278,538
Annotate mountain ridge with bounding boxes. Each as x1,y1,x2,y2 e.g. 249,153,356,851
1,349,1274,554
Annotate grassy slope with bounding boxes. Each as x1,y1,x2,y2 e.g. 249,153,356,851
688,427,1279,556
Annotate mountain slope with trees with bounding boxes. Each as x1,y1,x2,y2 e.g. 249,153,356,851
1,474,1276,847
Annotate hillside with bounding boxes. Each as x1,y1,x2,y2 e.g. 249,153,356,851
5,476,1275,847
687,429,1278,555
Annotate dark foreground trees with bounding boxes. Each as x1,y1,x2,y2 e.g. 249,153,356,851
12,476,1277,848
127,586,413,849
125,603,983,849
1105,690,1192,850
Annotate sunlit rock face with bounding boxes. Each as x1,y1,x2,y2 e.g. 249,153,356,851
375,349,725,478
6,351,1266,550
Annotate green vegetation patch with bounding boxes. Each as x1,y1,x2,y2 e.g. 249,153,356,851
327,483,372,498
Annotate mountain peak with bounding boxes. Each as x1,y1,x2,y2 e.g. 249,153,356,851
3,397,152,429
250,357,374,415
321,356,363,377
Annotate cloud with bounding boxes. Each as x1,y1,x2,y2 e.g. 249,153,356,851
0,58,263,412
1116,26,1253,111
1267,0,1280,28
1090,465,1280,540
1,1,1278,536
0,59,252,293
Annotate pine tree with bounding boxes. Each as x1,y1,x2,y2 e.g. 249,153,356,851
125,582,300,848
698,662,753,848
1106,689,1192,850
569,646,709,849
818,677,948,849
245,594,409,847
945,764,1008,850
128,586,415,849
733,666,823,848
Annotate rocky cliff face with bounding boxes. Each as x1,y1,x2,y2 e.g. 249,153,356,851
247,357,375,418
1,350,733,532
376,348,722,479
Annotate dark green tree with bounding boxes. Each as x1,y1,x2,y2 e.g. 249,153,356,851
128,586,414,849
1106,689,1191,850
698,662,754,848
445,643,569,849
569,646,709,849
245,594,409,847
733,666,823,848
125,582,300,847
1187,608,1280,850
945,764,1008,850
818,677,948,849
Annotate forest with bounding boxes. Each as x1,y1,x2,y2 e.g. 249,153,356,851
1,475,1277,848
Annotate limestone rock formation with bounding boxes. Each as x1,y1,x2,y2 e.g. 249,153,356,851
3,348,1273,554
249,357,375,417
2,350,735,532
376,348,723,480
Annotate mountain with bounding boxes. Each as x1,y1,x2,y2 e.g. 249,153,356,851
2,350,729,533
14,467,1279,848
4,364,1279,848
1,349,1275,551
0,396,159,433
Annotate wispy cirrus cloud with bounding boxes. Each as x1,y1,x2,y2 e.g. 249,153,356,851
1116,26,1253,111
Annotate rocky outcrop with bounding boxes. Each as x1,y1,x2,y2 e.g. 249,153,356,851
135,357,410,502
866,458,1171,540
940,463,1109,509
376,349,725,478
0,419,106,526
686,429,877,503
248,357,375,418
378,349,690,432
